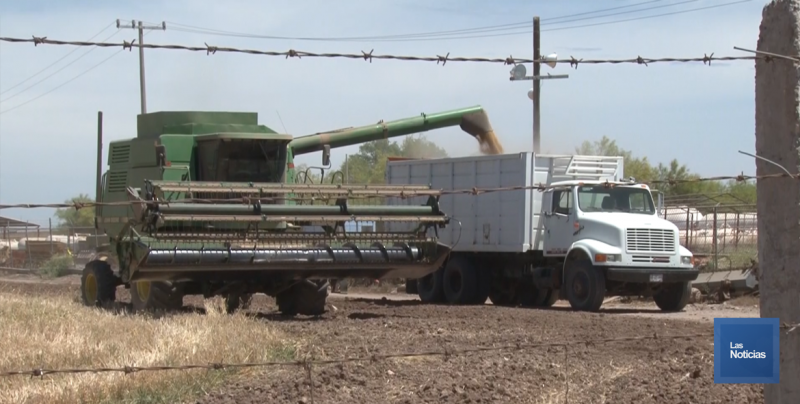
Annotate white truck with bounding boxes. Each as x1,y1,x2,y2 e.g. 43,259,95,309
384,152,698,312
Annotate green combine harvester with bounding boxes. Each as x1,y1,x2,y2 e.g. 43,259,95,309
81,106,497,315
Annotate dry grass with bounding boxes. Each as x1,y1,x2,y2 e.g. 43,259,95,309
0,293,295,404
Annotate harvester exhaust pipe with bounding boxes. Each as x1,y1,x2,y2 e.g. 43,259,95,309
459,109,504,155
95,111,103,229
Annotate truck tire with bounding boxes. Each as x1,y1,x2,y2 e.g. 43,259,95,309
442,256,479,305
488,275,516,306
542,288,559,307
405,279,418,295
653,281,692,312
516,281,548,307
564,260,605,312
131,281,184,313
418,268,445,303
80,260,118,308
471,269,491,305
276,279,329,316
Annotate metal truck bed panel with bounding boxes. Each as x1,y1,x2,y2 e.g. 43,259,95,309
385,153,623,253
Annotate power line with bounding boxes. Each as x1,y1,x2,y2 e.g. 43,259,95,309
0,32,155,116
0,29,120,104
0,22,115,96
164,0,683,43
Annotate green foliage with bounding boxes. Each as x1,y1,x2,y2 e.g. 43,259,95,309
575,136,756,205
54,193,95,228
38,254,74,278
336,135,449,184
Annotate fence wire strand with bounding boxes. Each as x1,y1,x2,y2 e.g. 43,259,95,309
0,36,777,67
2,323,796,378
0,172,789,211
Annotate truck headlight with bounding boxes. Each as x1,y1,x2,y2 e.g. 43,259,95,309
681,256,693,266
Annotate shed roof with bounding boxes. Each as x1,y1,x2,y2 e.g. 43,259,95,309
0,216,40,228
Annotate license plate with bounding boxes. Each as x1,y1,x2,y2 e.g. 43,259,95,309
649,274,663,283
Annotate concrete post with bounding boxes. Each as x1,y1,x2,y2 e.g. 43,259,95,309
755,1,800,401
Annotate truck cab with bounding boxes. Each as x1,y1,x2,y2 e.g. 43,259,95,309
540,179,698,311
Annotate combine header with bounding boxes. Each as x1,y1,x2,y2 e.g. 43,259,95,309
82,106,496,315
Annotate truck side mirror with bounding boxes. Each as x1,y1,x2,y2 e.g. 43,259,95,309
322,144,331,166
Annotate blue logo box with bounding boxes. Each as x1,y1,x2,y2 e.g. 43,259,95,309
714,317,780,384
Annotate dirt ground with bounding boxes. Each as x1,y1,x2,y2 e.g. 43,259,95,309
0,273,764,404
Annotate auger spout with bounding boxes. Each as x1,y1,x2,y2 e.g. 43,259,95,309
288,105,503,156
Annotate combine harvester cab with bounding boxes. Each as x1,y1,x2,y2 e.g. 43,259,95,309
83,107,496,316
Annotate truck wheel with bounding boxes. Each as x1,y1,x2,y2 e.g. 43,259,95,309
542,288,559,307
564,260,605,312
80,261,118,308
225,293,253,314
131,281,183,313
418,268,445,303
405,279,418,295
276,279,329,316
653,281,692,312
471,269,491,305
442,256,479,305
488,275,516,306
515,282,548,307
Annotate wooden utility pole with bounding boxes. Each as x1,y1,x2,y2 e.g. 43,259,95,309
532,16,541,153
116,19,166,114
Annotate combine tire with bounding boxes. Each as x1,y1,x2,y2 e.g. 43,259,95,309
276,279,329,316
130,281,183,313
564,260,605,312
80,261,118,308
442,256,479,305
417,268,445,303
225,293,253,314
653,281,692,312
404,279,418,295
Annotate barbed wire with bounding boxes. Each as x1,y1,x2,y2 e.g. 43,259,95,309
2,322,796,378
0,172,786,211
0,36,769,68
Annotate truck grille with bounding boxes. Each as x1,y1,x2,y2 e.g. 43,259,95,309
626,228,675,253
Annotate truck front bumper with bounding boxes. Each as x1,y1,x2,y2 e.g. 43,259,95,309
605,267,699,283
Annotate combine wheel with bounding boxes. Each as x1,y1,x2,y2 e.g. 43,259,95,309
417,268,445,303
130,281,184,313
653,281,692,312
276,279,329,316
225,293,253,314
442,256,479,305
404,279,418,295
564,259,605,312
80,261,118,308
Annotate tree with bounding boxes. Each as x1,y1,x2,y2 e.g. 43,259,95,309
575,136,656,183
54,194,95,228
337,135,448,184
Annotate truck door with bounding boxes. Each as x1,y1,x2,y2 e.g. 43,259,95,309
543,187,574,256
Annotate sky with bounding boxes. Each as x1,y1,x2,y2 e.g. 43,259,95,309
0,0,769,226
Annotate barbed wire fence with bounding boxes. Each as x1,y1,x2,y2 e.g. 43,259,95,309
0,172,786,211
1,323,796,404
0,36,785,68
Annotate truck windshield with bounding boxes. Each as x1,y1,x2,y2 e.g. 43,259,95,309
577,185,655,214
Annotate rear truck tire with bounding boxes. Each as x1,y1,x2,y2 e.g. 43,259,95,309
653,281,692,312
130,281,184,313
80,261,118,308
542,288,559,307
471,269,491,305
564,259,606,312
488,275,516,306
417,268,445,303
225,293,253,314
276,279,329,316
405,278,418,295
442,256,479,305
515,281,549,307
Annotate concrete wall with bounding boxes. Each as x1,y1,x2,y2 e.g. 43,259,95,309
756,0,800,401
